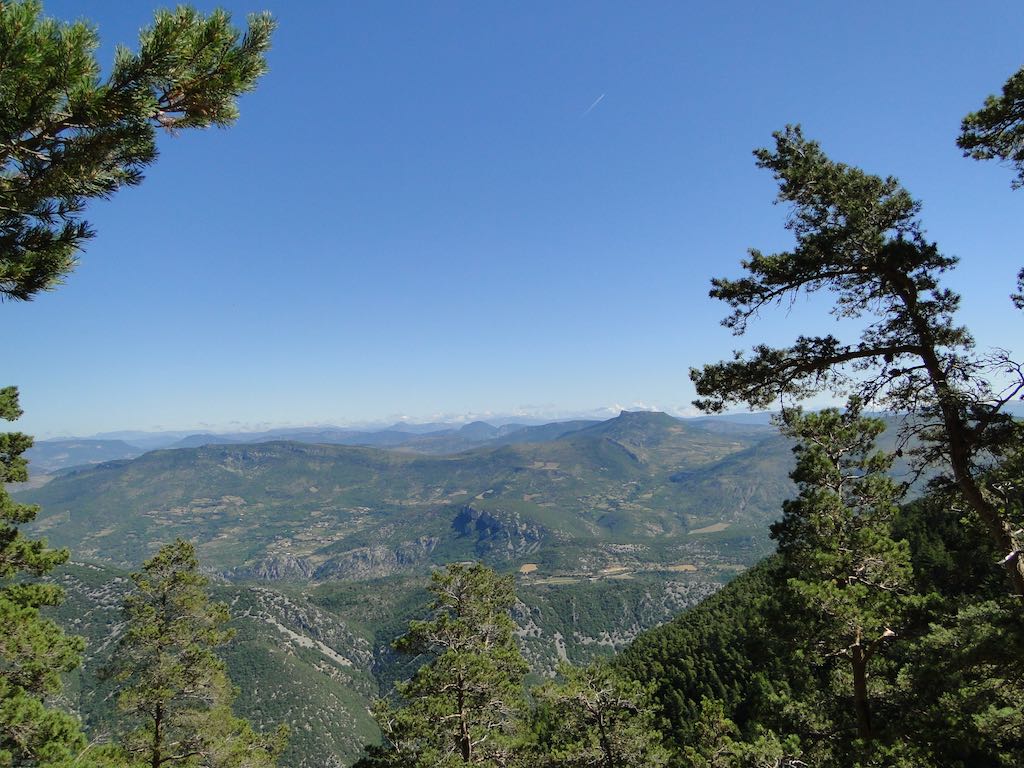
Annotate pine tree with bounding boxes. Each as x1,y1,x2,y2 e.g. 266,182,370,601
959,62,1024,189
0,4,273,764
359,563,529,767
111,539,286,768
772,402,913,753
530,662,669,768
894,441,1024,765
0,387,88,766
689,125,1024,599
682,698,802,768
0,0,275,301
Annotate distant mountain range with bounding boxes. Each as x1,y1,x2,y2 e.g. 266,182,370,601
23,439,146,476
24,412,773,474
19,411,785,577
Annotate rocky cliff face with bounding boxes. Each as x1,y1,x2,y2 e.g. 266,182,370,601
452,505,543,558
513,578,722,676
226,553,315,580
313,536,441,579
223,538,443,582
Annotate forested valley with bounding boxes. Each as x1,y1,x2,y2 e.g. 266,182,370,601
2,2,1024,767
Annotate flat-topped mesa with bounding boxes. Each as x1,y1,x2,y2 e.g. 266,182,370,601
614,410,679,425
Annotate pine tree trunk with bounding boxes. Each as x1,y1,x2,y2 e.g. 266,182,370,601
151,702,163,768
457,676,471,762
851,643,872,741
597,710,616,768
888,270,1024,600
927,365,1024,599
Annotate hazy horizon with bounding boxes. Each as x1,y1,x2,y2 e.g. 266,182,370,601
31,401,768,441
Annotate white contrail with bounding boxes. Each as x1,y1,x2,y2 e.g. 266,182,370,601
582,93,605,116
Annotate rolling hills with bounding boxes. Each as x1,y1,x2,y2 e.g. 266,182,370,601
25,416,603,474
21,411,790,578
22,411,799,767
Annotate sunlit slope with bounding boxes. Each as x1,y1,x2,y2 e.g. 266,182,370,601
50,563,379,768
49,557,727,768
22,411,794,576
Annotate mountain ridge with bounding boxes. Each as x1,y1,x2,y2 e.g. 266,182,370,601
20,411,791,578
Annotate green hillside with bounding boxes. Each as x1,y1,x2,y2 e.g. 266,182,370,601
49,562,380,768
27,411,1013,766
20,412,793,578
614,490,1024,765
17,412,800,767
47,560,723,768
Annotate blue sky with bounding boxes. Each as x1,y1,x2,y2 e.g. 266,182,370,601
8,1,1024,437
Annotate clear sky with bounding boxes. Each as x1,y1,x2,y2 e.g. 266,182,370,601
8,1,1024,437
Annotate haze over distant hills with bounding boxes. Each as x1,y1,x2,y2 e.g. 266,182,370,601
20,411,783,576
22,439,144,475
24,410,773,474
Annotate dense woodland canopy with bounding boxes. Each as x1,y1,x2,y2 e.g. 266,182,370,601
1,2,1023,767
